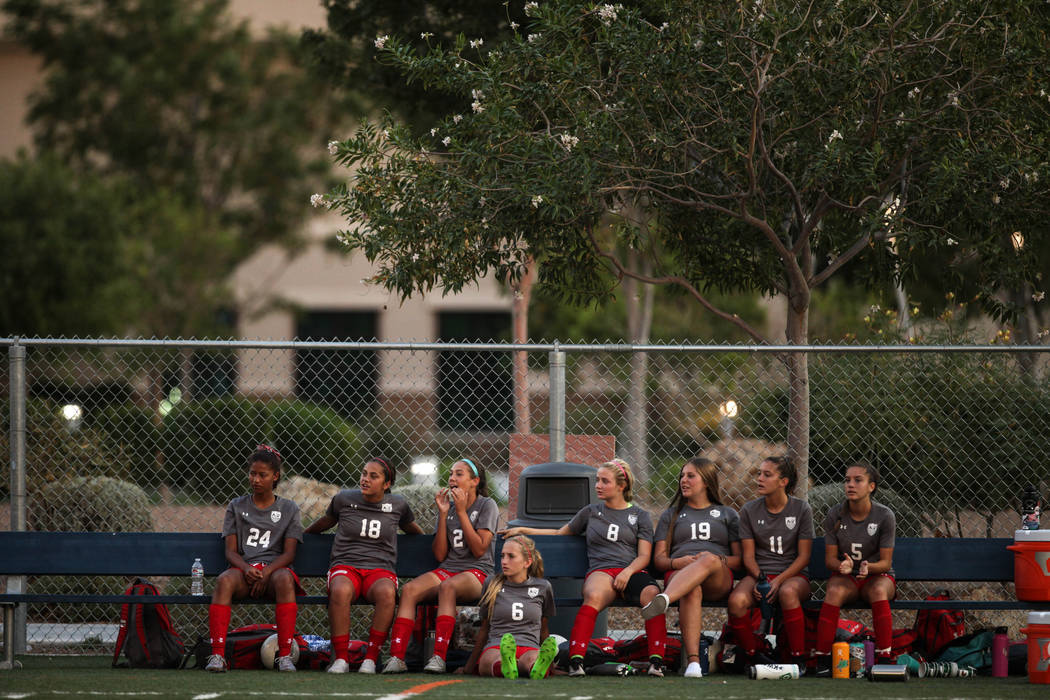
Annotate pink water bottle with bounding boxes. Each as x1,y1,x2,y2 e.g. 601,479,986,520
992,626,1008,678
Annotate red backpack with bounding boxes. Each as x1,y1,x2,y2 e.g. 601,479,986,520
913,589,965,658
112,578,186,669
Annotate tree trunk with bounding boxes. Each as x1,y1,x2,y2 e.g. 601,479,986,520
511,257,538,434
784,296,810,499
623,251,654,479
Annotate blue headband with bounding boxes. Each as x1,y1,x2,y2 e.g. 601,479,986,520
461,458,479,477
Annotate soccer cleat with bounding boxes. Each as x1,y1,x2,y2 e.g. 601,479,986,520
641,592,669,620
683,661,703,678
499,633,519,679
423,654,446,674
814,654,832,678
529,635,559,680
358,658,377,674
204,654,228,673
567,656,586,677
646,658,665,677
326,658,350,674
382,656,408,674
276,655,296,672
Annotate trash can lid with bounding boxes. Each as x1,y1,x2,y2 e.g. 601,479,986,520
1027,611,1050,625
1014,530,1050,542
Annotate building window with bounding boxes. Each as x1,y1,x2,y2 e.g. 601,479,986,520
437,311,512,432
295,311,378,421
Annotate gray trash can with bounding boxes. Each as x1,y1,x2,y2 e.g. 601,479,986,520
508,461,607,639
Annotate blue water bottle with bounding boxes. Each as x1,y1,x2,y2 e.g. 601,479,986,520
756,572,774,634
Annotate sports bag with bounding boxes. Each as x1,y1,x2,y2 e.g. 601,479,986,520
184,624,358,670
112,577,185,669
935,628,994,670
913,589,965,658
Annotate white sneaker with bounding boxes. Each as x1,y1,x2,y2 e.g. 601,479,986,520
683,661,703,678
326,658,350,674
358,658,377,674
382,656,408,674
641,593,669,620
276,655,296,672
204,654,228,673
423,655,446,673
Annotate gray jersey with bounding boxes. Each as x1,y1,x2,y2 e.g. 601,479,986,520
823,501,896,576
566,503,654,574
738,496,814,576
439,496,500,574
325,490,415,570
482,576,555,649
222,495,303,566
655,504,740,560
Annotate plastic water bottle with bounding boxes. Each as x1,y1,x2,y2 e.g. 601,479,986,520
1021,485,1041,530
191,557,205,596
992,626,1008,677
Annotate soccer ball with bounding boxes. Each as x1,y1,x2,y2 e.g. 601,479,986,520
260,633,300,669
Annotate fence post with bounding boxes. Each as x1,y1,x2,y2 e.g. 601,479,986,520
6,341,27,661
548,348,566,462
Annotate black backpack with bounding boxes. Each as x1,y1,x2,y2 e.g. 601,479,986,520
112,577,185,669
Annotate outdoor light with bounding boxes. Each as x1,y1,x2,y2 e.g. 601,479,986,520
718,399,739,439
61,404,83,433
411,456,438,477
719,399,739,418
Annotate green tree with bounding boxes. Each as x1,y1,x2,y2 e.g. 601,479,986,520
2,0,348,336
326,0,1048,492
0,154,136,336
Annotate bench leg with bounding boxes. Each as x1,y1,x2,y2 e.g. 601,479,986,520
1,604,23,670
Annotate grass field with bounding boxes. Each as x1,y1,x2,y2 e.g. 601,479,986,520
0,657,1045,700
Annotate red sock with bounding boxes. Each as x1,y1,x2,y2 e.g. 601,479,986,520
275,602,297,657
782,606,805,657
365,627,387,662
332,634,350,662
388,616,414,660
645,614,666,660
208,604,231,656
730,613,757,654
433,615,456,659
872,599,893,653
569,605,599,658
816,602,840,655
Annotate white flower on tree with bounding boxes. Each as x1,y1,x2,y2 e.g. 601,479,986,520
374,35,389,50
531,194,543,208
310,193,325,208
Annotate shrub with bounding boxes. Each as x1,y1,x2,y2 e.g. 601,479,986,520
161,397,269,503
268,400,363,485
100,404,162,490
29,475,152,532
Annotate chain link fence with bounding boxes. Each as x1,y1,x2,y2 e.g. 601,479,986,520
3,339,1049,653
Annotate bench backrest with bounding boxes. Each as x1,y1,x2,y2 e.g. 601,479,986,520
0,531,1015,583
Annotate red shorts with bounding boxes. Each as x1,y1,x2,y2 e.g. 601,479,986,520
764,572,809,585
846,572,897,597
327,565,397,599
483,644,538,657
433,568,488,585
230,563,305,595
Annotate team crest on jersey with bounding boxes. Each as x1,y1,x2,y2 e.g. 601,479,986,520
470,511,478,522
527,587,539,598
382,503,393,513
710,509,720,518
867,523,878,536
270,511,281,523
628,514,638,526
785,516,797,530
